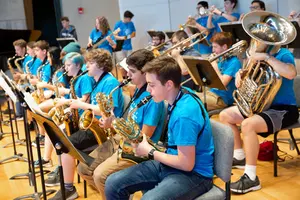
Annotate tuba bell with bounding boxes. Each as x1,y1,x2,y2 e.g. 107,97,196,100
233,11,297,117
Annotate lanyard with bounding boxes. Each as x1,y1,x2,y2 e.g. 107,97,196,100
85,71,108,103
121,83,147,118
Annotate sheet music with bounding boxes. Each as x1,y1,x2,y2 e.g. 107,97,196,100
118,58,129,72
22,91,43,114
0,75,17,103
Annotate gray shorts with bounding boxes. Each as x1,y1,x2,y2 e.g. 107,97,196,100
257,105,299,137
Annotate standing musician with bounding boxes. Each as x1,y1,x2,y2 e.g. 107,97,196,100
87,16,117,54
60,16,78,40
207,0,240,32
219,45,299,194
105,56,214,199
76,49,165,199
196,32,241,111
48,49,124,200
113,10,136,62
170,30,202,91
239,0,266,21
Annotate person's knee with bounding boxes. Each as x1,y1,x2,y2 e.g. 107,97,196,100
219,109,230,123
93,169,107,187
241,118,256,134
104,173,119,195
77,163,89,177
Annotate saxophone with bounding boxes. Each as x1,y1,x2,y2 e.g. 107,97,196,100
31,62,48,104
78,78,131,144
112,95,166,163
233,11,297,117
7,55,18,80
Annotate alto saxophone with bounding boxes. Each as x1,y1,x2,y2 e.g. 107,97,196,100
31,62,48,104
78,78,131,144
112,95,166,163
7,55,18,80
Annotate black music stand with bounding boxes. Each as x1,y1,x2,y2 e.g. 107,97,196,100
286,21,300,48
219,21,251,44
147,30,157,38
165,31,175,39
186,25,210,46
56,38,77,49
182,56,226,110
113,40,125,79
30,111,94,200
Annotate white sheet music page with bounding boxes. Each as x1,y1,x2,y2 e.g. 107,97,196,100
0,75,17,103
22,91,43,114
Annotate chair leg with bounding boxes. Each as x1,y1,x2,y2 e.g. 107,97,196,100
225,181,231,200
77,160,81,183
288,129,300,155
84,180,87,198
274,132,278,177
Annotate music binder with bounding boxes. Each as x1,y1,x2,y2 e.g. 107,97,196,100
219,21,251,44
56,37,77,49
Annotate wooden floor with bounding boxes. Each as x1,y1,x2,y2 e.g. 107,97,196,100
1,113,300,200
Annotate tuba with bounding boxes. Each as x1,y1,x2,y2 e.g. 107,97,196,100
112,95,166,153
78,78,131,144
233,11,297,117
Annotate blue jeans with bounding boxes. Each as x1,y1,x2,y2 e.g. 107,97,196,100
105,160,213,200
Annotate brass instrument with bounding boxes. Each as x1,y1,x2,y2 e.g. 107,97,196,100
7,55,18,79
233,11,297,117
181,40,248,86
78,78,131,144
112,95,166,153
158,31,208,57
32,62,48,104
14,55,26,74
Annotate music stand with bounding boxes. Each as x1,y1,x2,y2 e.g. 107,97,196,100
219,21,251,44
147,30,157,38
113,40,125,80
182,56,226,110
56,38,77,49
286,21,300,48
186,25,210,47
30,111,94,200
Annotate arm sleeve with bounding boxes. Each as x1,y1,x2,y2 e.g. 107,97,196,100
142,100,164,127
222,58,242,77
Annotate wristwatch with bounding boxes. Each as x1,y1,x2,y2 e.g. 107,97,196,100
148,149,156,160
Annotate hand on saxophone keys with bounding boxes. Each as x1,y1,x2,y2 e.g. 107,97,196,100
69,99,83,109
132,133,154,158
99,110,115,129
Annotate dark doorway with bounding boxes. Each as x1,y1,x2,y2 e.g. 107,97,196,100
32,0,62,46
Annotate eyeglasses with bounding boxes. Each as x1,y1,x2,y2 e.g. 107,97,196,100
250,6,260,10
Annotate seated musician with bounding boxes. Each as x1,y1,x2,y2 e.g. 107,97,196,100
151,31,168,53
105,56,214,199
113,10,136,62
23,41,42,77
48,49,124,200
219,46,299,193
170,30,202,91
87,16,116,54
239,0,266,21
197,32,242,111
77,49,165,199
207,0,240,32
33,52,94,168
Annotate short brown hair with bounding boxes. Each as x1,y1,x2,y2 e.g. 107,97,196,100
13,39,27,48
61,16,69,22
27,41,35,48
172,30,188,41
126,49,154,71
210,32,233,47
34,40,49,51
84,49,113,72
142,56,182,88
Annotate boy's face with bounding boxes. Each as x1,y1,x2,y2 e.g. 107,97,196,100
34,47,46,60
146,72,165,103
127,65,144,86
123,17,131,23
61,20,69,28
224,0,235,12
152,36,163,46
212,42,227,55
65,59,79,77
14,45,26,57
26,46,35,57
250,2,263,11
86,60,101,77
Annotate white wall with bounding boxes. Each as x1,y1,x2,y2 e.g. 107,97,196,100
61,0,120,47
0,0,26,29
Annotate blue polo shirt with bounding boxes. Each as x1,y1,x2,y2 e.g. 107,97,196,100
166,88,214,178
271,48,297,106
114,20,136,50
22,54,32,72
213,12,240,32
193,16,214,55
39,61,52,83
210,56,242,105
27,57,42,76
72,73,93,99
90,73,124,119
128,89,165,143
89,28,116,54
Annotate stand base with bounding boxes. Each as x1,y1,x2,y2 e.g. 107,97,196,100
13,189,56,200
278,138,300,151
0,132,17,140
3,139,26,148
10,170,51,180
0,153,28,164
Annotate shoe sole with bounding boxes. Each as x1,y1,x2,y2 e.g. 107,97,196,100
231,185,261,194
34,163,52,168
232,165,245,169
45,182,60,187
67,192,79,200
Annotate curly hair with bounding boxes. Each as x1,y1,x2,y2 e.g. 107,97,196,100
96,16,111,35
84,49,112,72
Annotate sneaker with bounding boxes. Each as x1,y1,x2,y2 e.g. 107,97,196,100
48,166,59,177
45,169,60,187
232,158,246,169
34,158,52,168
230,173,261,194
16,116,24,121
49,186,78,200
32,135,45,147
